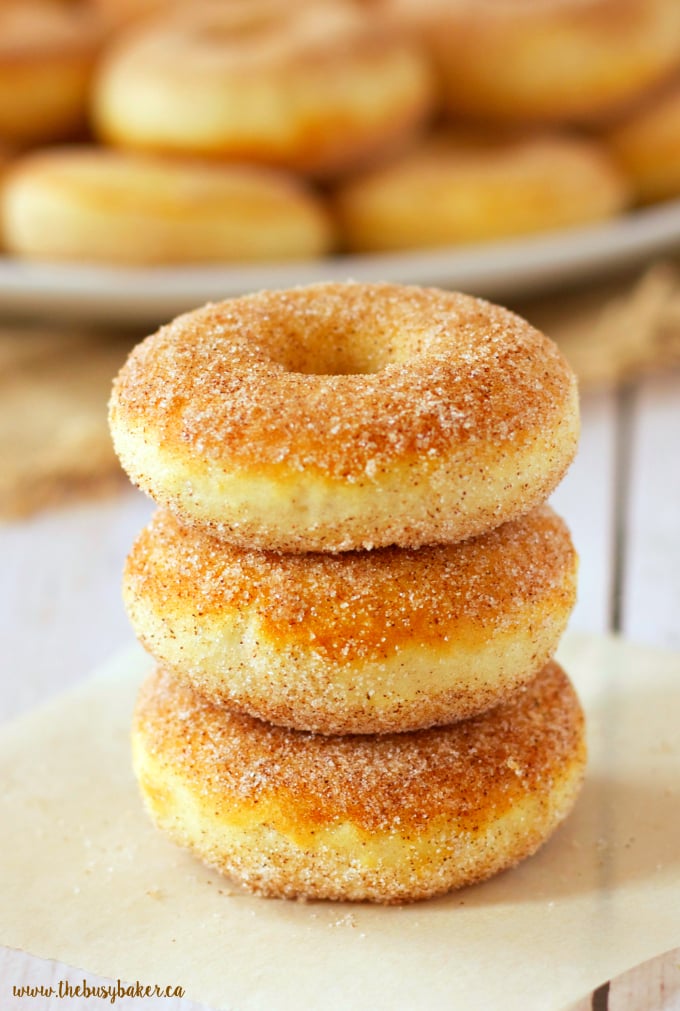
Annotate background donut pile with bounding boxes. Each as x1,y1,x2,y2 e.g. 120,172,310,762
110,282,587,903
2,0,680,265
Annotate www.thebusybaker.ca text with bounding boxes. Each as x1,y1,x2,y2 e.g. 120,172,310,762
11,979,185,1003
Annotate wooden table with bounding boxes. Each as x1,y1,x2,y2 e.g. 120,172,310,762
1,371,679,726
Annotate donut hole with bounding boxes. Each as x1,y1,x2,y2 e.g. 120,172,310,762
265,317,413,376
236,291,450,376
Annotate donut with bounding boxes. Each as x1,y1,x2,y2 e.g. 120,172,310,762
606,80,680,203
124,505,577,735
384,0,680,127
2,147,333,265
109,282,580,553
0,1,103,145
132,659,586,903
333,131,630,252
92,3,433,177
90,0,175,29
91,0,343,31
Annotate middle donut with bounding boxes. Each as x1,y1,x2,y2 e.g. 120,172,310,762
124,504,577,735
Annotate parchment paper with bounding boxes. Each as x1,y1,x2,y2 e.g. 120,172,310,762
1,633,679,1011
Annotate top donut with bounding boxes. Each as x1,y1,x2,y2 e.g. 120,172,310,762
109,282,579,552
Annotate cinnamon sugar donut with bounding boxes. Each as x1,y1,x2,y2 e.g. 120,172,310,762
386,0,680,126
109,283,580,553
606,81,680,203
124,505,577,735
2,147,333,265
132,660,586,903
334,132,630,252
92,3,433,177
0,1,103,145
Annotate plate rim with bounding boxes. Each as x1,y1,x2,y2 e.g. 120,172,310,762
3,197,680,324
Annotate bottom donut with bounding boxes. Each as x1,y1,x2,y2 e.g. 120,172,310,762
132,661,586,904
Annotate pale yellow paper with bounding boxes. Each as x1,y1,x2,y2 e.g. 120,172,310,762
0,633,679,1011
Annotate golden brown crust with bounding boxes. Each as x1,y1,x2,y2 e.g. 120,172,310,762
334,131,630,252
132,660,587,902
109,282,579,552
127,505,574,658
124,504,578,733
387,0,680,126
91,0,361,28
92,3,433,176
3,146,333,265
0,1,104,144
606,79,680,203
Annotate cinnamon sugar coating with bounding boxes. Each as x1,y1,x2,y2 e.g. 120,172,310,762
110,282,579,552
112,283,572,474
124,504,578,733
132,660,586,902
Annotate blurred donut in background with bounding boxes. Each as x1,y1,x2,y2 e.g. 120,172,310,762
0,0,677,268
90,0,353,30
334,131,630,252
382,0,680,127
0,0,104,145
2,146,334,264
606,79,680,203
92,1,434,176
90,0,170,29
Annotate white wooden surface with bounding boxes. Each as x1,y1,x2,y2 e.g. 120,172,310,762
1,376,679,726
550,388,619,637
624,375,680,649
565,946,680,1010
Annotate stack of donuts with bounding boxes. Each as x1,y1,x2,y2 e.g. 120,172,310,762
110,281,587,903
1,0,680,265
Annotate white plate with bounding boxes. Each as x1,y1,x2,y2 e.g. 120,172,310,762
3,198,680,326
